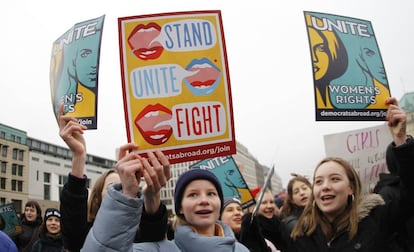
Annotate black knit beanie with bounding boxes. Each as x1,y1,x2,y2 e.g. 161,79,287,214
44,208,61,222
174,169,224,216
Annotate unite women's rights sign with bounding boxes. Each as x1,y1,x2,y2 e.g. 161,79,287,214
118,10,236,164
304,11,391,121
50,15,105,129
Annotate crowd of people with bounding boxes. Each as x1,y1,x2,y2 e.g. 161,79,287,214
2,202,63,252
1,97,413,252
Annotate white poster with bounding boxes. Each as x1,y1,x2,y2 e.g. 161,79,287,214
324,123,392,194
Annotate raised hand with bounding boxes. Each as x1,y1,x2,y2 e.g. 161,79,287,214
141,150,170,213
115,143,143,198
386,97,407,146
58,103,87,178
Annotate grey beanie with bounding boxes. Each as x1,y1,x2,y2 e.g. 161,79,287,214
222,197,241,210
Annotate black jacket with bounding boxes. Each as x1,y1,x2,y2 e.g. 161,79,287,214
280,206,304,235
31,232,64,252
373,173,408,252
12,217,41,252
289,194,391,252
60,173,168,251
240,213,272,252
273,137,414,252
60,174,89,252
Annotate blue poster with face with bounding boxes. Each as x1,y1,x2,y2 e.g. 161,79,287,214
304,11,390,121
190,155,255,209
50,15,105,129
0,203,21,236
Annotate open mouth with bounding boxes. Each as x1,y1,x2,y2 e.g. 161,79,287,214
184,58,221,96
195,209,213,215
320,195,335,203
135,103,173,145
128,22,164,60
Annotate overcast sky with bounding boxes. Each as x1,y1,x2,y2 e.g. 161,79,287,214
2,0,413,187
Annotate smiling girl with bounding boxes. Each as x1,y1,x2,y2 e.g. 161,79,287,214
31,208,63,252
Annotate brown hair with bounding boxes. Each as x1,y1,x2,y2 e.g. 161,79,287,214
22,200,43,224
39,209,61,236
291,157,361,240
281,173,312,220
87,169,117,222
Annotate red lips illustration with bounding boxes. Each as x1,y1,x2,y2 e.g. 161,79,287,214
128,22,164,60
135,103,173,145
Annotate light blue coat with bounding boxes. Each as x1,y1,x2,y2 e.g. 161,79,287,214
134,222,249,252
81,184,248,252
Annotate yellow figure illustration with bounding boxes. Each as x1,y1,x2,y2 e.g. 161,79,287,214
308,25,348,109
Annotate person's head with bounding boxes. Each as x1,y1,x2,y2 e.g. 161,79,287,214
174,169,224,236
274,193,285,209
282,173,312,217
42,208,61,235
220,197,243,234
292,157,361,240
88,169,120,222
312,157,361,222
256,189,279,218
23,200,42,223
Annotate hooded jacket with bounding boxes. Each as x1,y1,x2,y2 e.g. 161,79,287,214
273,137,414,252
289,193,387,252
80,183,249,252
135,224,249,252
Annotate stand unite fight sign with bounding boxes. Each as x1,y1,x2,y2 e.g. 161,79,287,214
118,10,236,164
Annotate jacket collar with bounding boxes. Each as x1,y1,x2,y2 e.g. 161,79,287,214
357,193,385,222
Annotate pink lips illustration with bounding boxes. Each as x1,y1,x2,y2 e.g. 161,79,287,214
135,103,173,145
184,58,221,95
128,22,164,60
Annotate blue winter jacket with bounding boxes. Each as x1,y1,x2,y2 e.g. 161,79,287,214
81,183,249,252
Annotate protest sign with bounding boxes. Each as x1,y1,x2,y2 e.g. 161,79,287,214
191,156,255,208
324,123,392,193
304,11,390,121
50,15,105,129
0,203,22,236
118,10,236,163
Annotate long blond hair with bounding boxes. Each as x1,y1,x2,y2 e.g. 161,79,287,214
291,157,361,240
87,169,117,222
